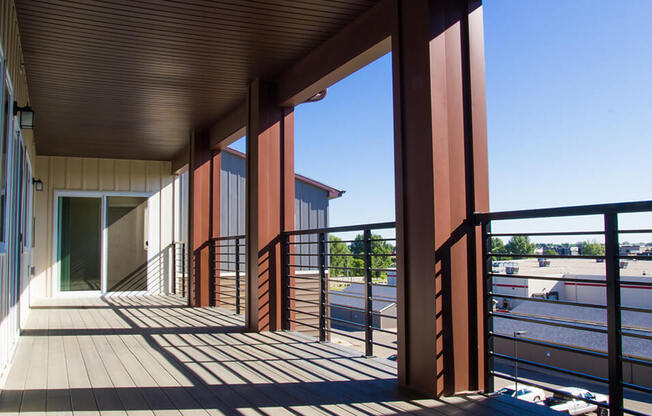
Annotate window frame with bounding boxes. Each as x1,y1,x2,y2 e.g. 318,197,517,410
0,47,13,254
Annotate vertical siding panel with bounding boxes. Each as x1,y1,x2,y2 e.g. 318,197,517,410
52,157,66,190
82,158,99,190
146,160,161,193
98,159,115,190
114,160,130,191
67,158,83,189
130,161,146,192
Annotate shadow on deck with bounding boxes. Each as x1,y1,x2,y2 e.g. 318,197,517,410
0,295,556,415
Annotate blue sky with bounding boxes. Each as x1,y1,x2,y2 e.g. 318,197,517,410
234,1,652,242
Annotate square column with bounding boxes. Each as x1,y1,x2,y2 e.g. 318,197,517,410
189,129,219,307
392,0,489,396
246,80,294,331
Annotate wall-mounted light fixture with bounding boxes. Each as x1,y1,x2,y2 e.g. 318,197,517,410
13,102,35,129
32,178,43,192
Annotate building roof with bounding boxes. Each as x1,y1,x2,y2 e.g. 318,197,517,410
328,281,396,312
223,147,344,199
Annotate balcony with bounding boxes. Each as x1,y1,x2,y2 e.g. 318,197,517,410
0,295,552,416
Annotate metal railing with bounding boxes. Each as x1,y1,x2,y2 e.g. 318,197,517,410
476,200,652,416
211,235,246,314
282,222,397,358
173,242,187,296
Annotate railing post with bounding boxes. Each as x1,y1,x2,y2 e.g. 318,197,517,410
281,233,290,330
604,213,623,416
318,232,327,342
181,243,186,297
209,239,216,307
235,237,241,315
480,220,494,393
364,229,373,356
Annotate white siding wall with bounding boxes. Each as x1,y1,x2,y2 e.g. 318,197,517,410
33,156,174,299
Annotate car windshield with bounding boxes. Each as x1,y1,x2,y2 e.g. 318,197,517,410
544,394,568,406
497,388,515,396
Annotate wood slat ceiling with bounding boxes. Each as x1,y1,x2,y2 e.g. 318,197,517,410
15,0,378,161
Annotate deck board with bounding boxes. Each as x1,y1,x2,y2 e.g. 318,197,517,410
0,295,557,416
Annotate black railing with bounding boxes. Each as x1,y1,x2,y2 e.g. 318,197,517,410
173,242,187,296
282,222,397,358
211,235,246,314
477,200,652,416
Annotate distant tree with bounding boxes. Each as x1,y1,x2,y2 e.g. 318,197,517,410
506,235,535,255
544,248,558,256
490,238,508,261
581,240,605,257
350,233,395,278
329,236,351,277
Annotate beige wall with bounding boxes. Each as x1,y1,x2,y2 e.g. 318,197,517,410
33,156,175,299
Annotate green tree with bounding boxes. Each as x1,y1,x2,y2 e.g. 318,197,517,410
349,233,395,278
490,237,508,261
506,235,535,255
544,248,558,256
581,240,605,256
328,236,351,277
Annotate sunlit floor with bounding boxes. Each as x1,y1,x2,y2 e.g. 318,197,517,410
0,295,554,415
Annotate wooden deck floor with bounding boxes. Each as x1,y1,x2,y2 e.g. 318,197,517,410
0,295,553,416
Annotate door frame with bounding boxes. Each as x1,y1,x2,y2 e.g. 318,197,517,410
53,190,152,296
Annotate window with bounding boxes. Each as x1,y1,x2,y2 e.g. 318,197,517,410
0,59,11,247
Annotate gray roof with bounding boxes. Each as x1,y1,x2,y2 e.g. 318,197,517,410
493,300,651,359
329,283,396,312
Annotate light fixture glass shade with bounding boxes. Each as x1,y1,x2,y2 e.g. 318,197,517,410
33,178,43,191
19,107,34,129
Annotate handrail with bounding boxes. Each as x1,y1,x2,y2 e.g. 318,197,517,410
283,221,396,236
477,201,652,416
476,199,652,222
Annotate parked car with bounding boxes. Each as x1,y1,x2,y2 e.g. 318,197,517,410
494,384,546,403
387,354,397,362
540,387,608,416
505,262,520,275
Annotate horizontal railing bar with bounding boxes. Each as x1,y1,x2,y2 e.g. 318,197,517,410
476,200,652,222
370,296,396,302
372,340,397,350
287,319,320,331
620,305,652,314
370,326,397,335
619,255,652,261
287,240,319,245
492,310,613,329
287,286,318,293
326,291,364,300
620,330,652,341
323,328,367,344
370,311,397,319
325,315,367,329
490,352,608,383
619,228,652,234
489,231,605,237
327,265,364,271
622,382,652,395
489,293,607,309
621,356,652,367
290,310,322,320
287,297,321,306
490,372,611,410
489,273,607,284
288,264,319,269
491,333,607,359
284,221,396,236
369,268,396,273
212,235,245,241
488,252,604,260
287,275,319,281
490,312,607,334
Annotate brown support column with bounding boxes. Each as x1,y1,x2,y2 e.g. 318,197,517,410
211,151,221,306
392,0,488,397
246,79,294,332
190,128,212,307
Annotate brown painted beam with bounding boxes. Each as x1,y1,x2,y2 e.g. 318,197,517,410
209,102,247,150
246,79,294,332
276,0,392,107
211,151,221,306
392,0,488,397
190,128,212,307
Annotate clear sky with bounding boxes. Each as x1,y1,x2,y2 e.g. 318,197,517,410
233,1,652,242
